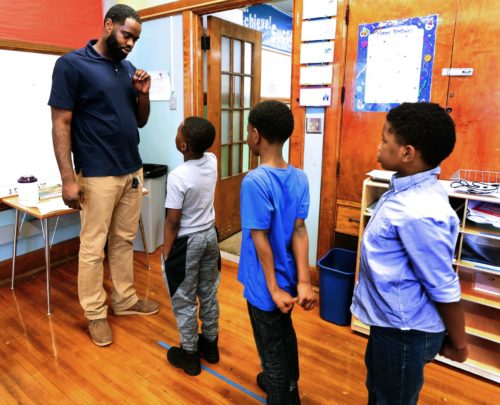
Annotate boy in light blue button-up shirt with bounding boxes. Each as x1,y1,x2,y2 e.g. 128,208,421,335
351,102,468,404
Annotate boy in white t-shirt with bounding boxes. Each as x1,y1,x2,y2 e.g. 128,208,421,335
162,116,220,376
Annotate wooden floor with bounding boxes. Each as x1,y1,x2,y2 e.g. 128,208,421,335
0,251,498,404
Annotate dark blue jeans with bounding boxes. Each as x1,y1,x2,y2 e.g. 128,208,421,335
365,326,445,405
247,302,300,405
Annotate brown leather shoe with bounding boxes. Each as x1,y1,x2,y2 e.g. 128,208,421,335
88,318,112,347
113,299,160,316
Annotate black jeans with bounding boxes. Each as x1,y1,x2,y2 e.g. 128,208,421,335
365,326,445,405
247,301,300,405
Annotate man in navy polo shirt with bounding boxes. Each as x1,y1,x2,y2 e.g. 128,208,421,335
49,4,159,347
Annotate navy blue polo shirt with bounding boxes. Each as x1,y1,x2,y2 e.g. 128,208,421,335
48,40,142,177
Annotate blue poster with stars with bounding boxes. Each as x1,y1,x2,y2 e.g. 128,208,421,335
354,15,438,112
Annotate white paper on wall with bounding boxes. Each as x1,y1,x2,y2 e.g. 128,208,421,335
301,19,337,41
299,87,332,106
300,41,335,64
149,71,171,101
364,25,424,104
300,65,333,85
303,0,338,19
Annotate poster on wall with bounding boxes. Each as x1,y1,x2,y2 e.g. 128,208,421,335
354,15,438,112
243,4,292,53
303,0,338,19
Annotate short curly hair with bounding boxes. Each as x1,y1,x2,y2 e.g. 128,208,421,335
248,100,294,144
104,4,141,25
387,102,456,167
182,116,216,154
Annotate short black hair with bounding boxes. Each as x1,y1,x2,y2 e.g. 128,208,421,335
104,4,141,25
387,102,456,167
182,116,216,154
248,100,294,144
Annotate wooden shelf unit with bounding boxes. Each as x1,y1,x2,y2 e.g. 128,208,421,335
351,177,500,383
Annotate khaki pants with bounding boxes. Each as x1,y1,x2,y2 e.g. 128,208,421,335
77,169,143,320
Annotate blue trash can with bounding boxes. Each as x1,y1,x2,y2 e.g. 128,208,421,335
318,248,357,326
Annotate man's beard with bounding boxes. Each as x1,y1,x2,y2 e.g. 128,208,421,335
105,31,128,61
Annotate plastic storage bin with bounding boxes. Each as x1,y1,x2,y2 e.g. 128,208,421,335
133,164,168,253
318,248,357,326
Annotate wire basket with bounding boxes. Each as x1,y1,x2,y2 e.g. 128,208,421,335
450,170,500,195
451,170,500,183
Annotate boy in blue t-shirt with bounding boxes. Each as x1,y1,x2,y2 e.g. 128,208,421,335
351,103,468,404
239,100,316,404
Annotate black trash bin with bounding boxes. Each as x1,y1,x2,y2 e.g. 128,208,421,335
133,164,168,253
318,248,357,326
143,163,168,179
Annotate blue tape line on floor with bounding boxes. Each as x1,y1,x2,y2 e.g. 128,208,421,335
158,340,266,404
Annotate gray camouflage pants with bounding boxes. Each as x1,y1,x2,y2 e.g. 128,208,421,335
162,225,220,352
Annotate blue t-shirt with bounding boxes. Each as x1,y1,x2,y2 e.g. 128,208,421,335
238,165,310,311
48,40,142,177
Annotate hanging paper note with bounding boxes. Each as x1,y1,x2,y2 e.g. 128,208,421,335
300,41,335,64
302,0,338,19
301,19,336,41
300,65,333,85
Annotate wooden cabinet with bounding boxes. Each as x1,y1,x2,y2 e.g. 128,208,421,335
351,177,500,383
336,0,499,204
335,202,361,236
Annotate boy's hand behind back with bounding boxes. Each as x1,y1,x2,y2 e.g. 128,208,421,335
297,282,316,310
439,335,469,363
272,288,298,313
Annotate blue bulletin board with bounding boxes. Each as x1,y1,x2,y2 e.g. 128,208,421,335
354,15,438,112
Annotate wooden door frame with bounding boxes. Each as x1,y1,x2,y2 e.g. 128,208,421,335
138,0,347,267
206,16,262,239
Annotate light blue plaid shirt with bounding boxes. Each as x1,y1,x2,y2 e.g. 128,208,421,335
351,167,461,332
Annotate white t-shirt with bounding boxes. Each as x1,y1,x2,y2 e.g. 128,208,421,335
165,152,217,237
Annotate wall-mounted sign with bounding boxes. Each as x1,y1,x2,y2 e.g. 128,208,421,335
354,15,438,112
243,4,292,53
300,65,333,85
303,0,338,19
300,41,335,64
300,87,332,107
301,19,336,41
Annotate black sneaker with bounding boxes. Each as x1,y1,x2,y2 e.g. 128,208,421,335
198,334,219,364
257,373,300,404
167,346,201,376
256,372,267,392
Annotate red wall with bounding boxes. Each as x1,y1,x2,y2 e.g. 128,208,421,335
0,0,103,49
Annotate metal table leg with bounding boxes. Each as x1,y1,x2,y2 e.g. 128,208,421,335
42,218,52,315
10,209,20,289
138,215,151,270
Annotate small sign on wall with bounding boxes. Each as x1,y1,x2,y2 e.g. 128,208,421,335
303,0,338,19
306,116,323,134
301,19,336,41
300,41,335,64
300,87,332,107
300,65,333,85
